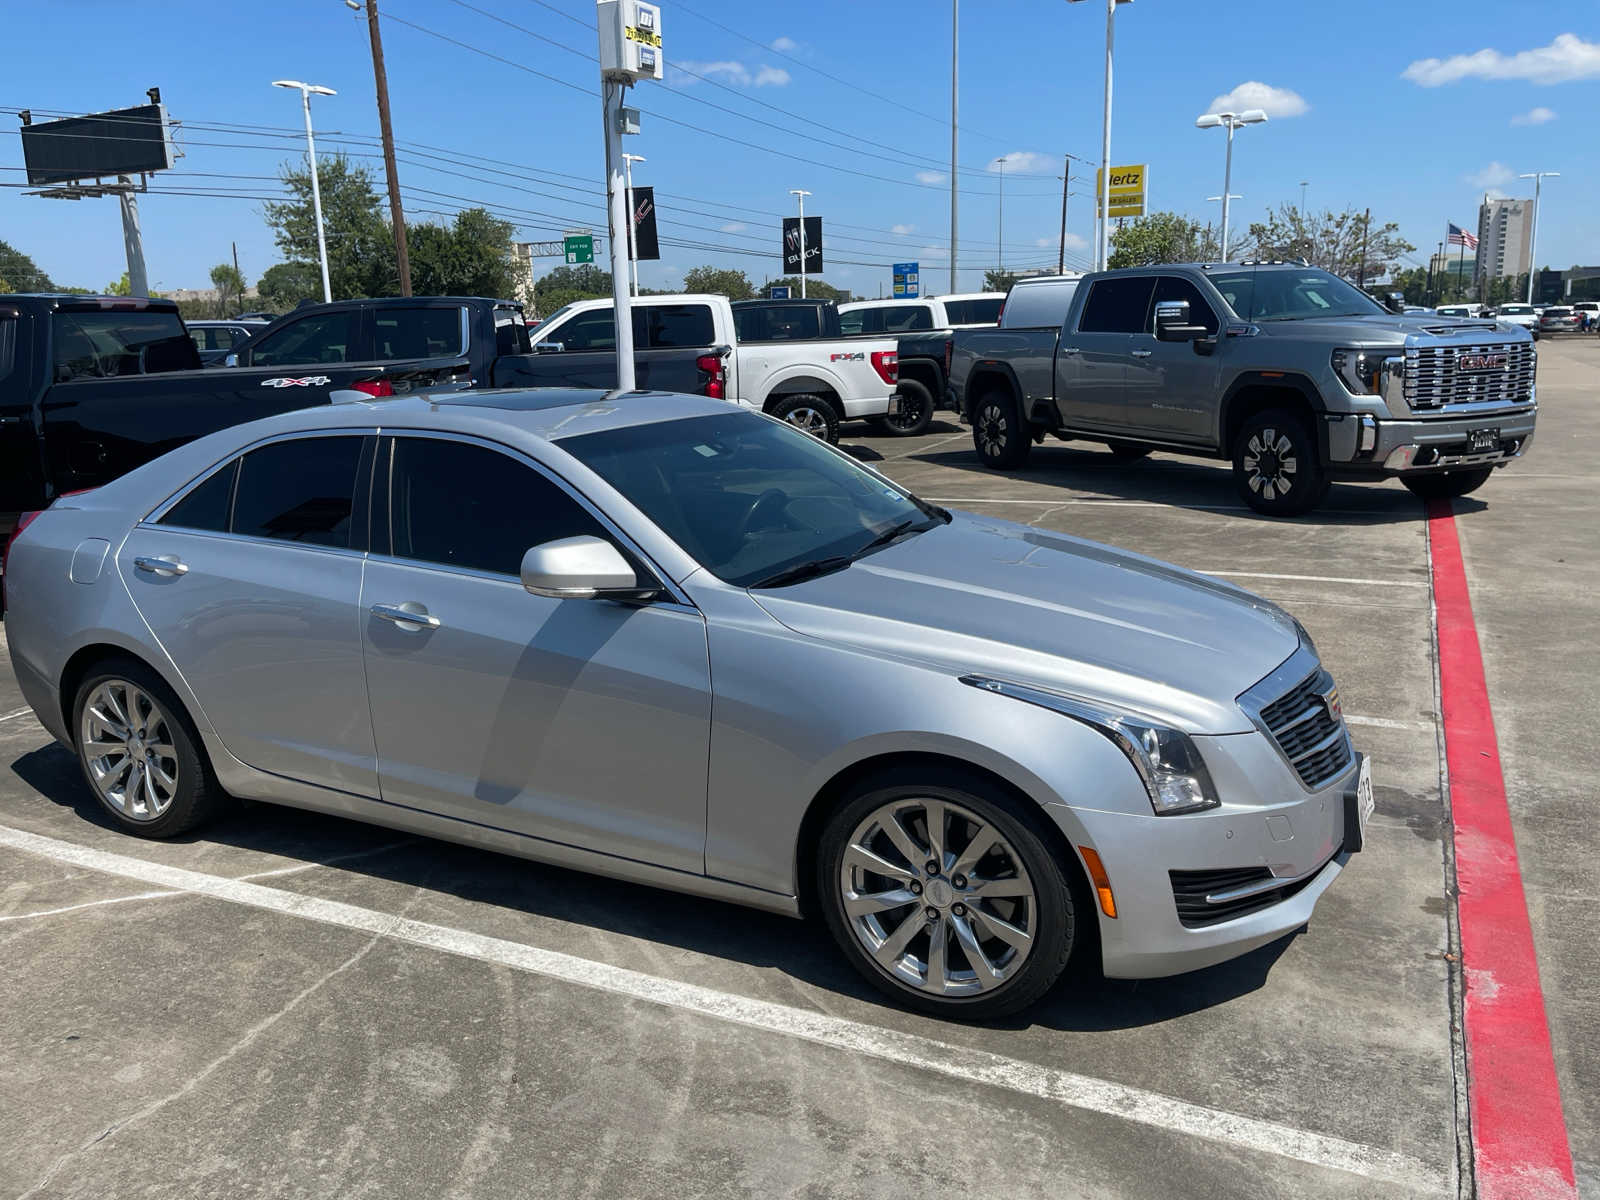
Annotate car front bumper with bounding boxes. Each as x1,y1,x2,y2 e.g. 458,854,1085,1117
1325,406,1537,475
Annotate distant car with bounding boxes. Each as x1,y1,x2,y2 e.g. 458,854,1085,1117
1435,304,1480,319
233,311,280,322
838,294,1006,336
1571,300,1600,330
1537,306,1580,334
1494,303,1540,338
186,319,267,365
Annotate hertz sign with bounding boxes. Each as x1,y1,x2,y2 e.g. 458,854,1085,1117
1095,164,1148,219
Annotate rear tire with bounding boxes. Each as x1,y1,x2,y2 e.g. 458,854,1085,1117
1401,467,1494,501
972,390,1032,469
1232,409,1328,516
768,394,840,444
880,379,934,437
1106,440,1152,459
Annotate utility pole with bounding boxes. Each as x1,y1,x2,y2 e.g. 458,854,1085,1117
1097,0,1114,269
623,153,645,297
949,0,958,293
1357,206,1370,290
232,240,242,312
1057,154,1071,274
362,0,412,295
995,156,1007,272
602,80,636,390
1519,170,1559,304
116,177,149,297
790,188,811,298
1427,239,1440,304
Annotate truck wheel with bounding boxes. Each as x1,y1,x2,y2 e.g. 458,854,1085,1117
769,394,840,444
1106,440,1152,459
1232,410,1329,516
1401,467,1494,501
878,379,934,438
973,390,1031,469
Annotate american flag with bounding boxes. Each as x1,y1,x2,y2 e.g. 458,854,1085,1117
1448,223,1479,250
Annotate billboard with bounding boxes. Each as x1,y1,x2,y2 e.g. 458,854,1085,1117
627,185,660,261
892,262,919,298
20,104,175,187
782,216,823,274
1095,164,1147,219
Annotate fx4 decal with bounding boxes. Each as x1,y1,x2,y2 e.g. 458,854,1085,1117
829,352,865,362
261,376,333,388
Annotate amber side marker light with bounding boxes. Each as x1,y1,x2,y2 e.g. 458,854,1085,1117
1077,846,1118,918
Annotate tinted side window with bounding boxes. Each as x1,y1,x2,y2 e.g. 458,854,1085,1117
232,437,363,548
839,308,883,335
945,298,1003,325
551,309,616,351
1001,281,1079,328
1078,277,1157,333
735,305,820,341
882,306,935,332
1150,276,1219,335
373,307,464,360
386,437,606,576
494,307,531,355
250,312,360,366
160,459,238,532
641,304,715,348
51,311,197,381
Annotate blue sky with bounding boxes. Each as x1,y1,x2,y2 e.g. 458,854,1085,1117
2,0,1595,296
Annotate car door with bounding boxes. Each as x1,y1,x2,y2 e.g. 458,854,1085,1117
1122,275,1223,443
1055,275,1155,431
119,432,381,797
358,433,712,873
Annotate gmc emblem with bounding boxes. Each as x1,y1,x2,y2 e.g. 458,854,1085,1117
1458,353,1507,373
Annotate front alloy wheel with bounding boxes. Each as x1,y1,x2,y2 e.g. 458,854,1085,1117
1232,409,1328,516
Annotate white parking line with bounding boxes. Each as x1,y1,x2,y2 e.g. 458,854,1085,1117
0,822,1443,1191
1199,571,1430,589
1345,714,1436,732
0,707,36,724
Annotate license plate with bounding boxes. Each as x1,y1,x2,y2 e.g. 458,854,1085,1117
1345,755,1374,853
1468,428,1499,453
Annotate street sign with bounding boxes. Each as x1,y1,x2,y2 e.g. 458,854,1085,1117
892,261,920,298
769,285,791,299
563,234,595,264
1095,163,1148,218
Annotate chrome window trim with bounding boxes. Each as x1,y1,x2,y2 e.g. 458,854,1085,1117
1236,640,1352,793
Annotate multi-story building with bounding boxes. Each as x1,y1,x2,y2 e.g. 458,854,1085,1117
1475,195,1534,286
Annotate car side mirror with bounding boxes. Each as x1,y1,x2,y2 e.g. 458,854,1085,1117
223,352,240,368
1154,299,1208,342
521,536,639,599
1382,292,1405,315
534,341,565,354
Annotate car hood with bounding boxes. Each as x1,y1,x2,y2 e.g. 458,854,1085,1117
748,514,1301,733
1253,312,1520,345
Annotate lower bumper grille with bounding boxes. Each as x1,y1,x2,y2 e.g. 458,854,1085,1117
1170,859,1329,929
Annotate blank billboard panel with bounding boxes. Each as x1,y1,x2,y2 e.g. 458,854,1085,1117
21,104,175,187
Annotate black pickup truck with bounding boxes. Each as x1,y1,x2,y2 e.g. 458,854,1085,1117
1,293,725,549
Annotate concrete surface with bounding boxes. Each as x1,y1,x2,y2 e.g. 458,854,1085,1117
2,337,1593,1198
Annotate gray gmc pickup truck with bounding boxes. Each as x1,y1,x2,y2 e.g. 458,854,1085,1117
950,263,1538,515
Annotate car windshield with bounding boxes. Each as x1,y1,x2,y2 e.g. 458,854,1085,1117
1207,267,1385,322
1500,305,1534,315
560,411,943,588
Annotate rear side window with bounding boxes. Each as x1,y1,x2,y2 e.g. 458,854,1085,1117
548,308,618,351
735,305,821,341
0,315,16,388
1001,280,1079,329
373,307,464,360
1078,277,1157,333
250,311,360,366
881,306,934,332
839,308,878,335
944,298,1003,325
51,310,197,381
639,304,715,348
232,437,364,548
385,437,605,576
494,307,531,355
160,459,239,533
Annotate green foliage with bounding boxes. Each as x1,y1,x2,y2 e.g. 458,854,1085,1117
758,276,851,302
681,266,756,299
1107,213,1221,269
209,262,248,315
1389,267,1431,306
534,264,613,314
106,272,132,296
984,269,1020,292
257,261,323,313
406,208,518,299
0,239,57,292
263,154,395,299
1241,205,1414,281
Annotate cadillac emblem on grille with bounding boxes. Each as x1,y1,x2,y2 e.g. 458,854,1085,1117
1458,353,1508,373
1321,685,1342,720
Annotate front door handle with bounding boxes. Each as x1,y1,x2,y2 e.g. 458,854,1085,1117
1059,346,1082,356
1131,349,1152,358
134,555,188,577
371,602,441,630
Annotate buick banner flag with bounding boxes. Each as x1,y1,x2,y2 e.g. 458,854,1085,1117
781,215,823,274
627,185,660,261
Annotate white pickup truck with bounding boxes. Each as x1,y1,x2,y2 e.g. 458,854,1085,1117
528,293,900,443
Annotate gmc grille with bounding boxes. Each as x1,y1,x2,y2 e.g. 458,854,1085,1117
1404,342,1536,410
1257,669,1351,789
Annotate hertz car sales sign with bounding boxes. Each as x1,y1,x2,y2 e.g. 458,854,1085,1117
1095,164,1148,219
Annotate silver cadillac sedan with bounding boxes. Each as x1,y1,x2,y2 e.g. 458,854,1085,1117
3,390,1371,1018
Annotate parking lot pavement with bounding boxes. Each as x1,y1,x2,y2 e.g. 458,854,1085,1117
1,344,1592,1198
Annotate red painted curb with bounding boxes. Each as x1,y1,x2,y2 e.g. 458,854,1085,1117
1428,496,1577,1200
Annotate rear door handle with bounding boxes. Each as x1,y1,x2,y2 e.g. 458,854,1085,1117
1131,349,1152,358
134,555,188,577
371,602,441,630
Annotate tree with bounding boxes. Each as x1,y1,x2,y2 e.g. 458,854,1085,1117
681,266,756,299
257,261,323,312
1241,205,1414,282
263,153,394,300
1107,212,1221,268
0,239,56,292
1389,266,1430,306
984,269,1020,292
407,208,518,299
534,263,612,314
210,262,248,315
758,276,851,302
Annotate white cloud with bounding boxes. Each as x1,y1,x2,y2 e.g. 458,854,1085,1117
891,223,915,236
1204,81,1308,118
672,60,789,87
918,245,950,261
753,65,791,87
770,36,798,52
1510,106,1557,125
719,222,747,234
915,170,947,185
1033,234,1090,250
1403,34,1600,86
1467,161,1516,189
987,151,1055,175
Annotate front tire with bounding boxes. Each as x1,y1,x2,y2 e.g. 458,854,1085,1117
71,657,228,838
1232,409,1329,516
817,771,1077,1019
972,390,1032,469
1401,467,1494,501
768,394,840,444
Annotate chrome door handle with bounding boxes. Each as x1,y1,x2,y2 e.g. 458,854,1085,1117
1059,346,1082,356
1131,349,1152,358
134,555,188,577
370,603,441,630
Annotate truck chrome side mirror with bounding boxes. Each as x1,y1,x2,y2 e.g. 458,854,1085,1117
534,341,565,354
1154,299,1207,343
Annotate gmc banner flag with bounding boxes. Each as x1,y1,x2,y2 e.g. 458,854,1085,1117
627,186,660,261
782,216,823,274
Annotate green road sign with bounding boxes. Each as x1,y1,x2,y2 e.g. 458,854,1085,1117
563,234,595,264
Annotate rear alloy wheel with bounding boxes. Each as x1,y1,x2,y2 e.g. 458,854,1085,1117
818,774,1076,1019
1232,409,1329,516
1402,467,1494,501
769,394,840,444
879,378,934,437
972,390,1032,469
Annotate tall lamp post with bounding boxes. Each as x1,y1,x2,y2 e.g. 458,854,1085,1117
1195,108,1267,263
789,188,811,298
623,153,646,297
272,80,337,303
995,155,1008,272
1066,0,1133,271
1519,171,1559,304
949,0,958,293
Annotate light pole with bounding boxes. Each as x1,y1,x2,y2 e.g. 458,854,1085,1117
1299,179,1309,214
273,80,337,304
995,155,1008,272
949,0,958,293
623,153,645,297
789,188,811,298
1195,108,1267,263
1066,0,1132,271
1519,171,1559,304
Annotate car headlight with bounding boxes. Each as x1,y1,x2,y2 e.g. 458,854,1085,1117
960,676,1220,816
1331,347,1398,395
